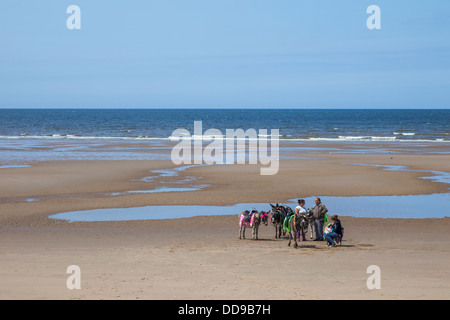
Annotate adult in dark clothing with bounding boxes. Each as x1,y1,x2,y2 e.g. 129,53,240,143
324,215,343,247
313,197,328,241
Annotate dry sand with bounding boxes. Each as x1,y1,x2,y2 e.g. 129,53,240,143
0,143,449,300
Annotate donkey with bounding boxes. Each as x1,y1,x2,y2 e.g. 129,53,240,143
239,210,269,240
269,204,282,238
304,208,315,239
272,203,316,240
269,203,286,239
285,213,309,248
270,203,295,238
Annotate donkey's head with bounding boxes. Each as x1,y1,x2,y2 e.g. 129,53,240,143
269,204,283,223
298,214,309,232
270,203,284,214
305,208,314,219
282,205,294,216
259,210,270,226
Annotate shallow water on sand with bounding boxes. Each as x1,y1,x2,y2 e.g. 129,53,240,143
49,193,450,222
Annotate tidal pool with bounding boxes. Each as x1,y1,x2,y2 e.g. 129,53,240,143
49,193,449,222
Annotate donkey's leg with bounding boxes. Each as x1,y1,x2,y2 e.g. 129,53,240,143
309,223,314,239
240,226,246,239
253,226,258,240
239,225,242,239
288,232,292,246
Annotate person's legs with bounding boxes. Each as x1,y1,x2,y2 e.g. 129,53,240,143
298,229,306,241
314,220,319,240
319,220,324,239
325,231,339,246
324,233,332,245
314,220,324,240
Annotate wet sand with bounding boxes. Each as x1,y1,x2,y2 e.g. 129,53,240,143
0,142,449,299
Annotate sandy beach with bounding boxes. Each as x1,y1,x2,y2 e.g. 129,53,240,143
2,0,450,303
0,142,449,300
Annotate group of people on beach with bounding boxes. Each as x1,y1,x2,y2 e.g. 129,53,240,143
295,197,343,247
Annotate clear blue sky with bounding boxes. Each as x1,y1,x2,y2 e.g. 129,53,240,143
0,0,449,109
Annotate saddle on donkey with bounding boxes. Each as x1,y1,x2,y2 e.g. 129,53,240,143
283,209,300,233
240,210,258,227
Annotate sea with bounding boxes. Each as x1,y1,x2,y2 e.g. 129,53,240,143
0,109,449,142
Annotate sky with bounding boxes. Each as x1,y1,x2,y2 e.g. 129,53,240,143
0,0,449,109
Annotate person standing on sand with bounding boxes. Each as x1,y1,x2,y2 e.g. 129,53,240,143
295,199,307,241
313,197,328,241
